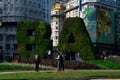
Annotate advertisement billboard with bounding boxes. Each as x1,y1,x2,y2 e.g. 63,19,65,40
84,7,97,43
84,8,114,44
96,9,114,44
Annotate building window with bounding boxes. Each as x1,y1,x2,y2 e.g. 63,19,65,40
26,44,36,51
39,4,41,8
55,11,58,14
0,35,3,41
6,44,10,49
56,26,58,29
47,13,49,19
55,31,58,34
27,29,36,36
47,0,49,4
43,13,45,18
13,44,17,49
55,36,58,39
0,10,2,14
56,22,58,25
6,35,11,41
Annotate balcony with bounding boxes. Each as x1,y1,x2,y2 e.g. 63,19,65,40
5,31,16,35
51,11,64,17
82,0,116,7
0,41,3,45
11,40,17,44
82,0,98,4
0,2,4,9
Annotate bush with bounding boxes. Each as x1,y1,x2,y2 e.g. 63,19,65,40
16,21,52,58
58,17,95,60
0,63,53,71
88,60,120,69
19,59,100,69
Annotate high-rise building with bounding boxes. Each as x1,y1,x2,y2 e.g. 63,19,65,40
51,0,68,5
81,0,117,55
65,0,118,55
51,3,65,47
115,0,120,51
51,0,68,48
0,0,51,54
65,0,80,18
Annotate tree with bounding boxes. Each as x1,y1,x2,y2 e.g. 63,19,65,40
58,17,95,60
16,21,52,58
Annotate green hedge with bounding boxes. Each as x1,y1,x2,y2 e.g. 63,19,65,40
88,60,120,69
0,63,53,71
58,17,95,60
16,21,52,58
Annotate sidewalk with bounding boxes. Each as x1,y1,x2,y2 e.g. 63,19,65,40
0,70,120,75
0,70,55,74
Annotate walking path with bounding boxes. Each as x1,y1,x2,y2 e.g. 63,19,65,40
0,70,56,74
0,70,120,75
0,68,73,75
0,71,35,74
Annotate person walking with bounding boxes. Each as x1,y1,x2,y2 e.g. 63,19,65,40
60,54,64,71
34,54,41,72
56,52,64,71
48,50,51,60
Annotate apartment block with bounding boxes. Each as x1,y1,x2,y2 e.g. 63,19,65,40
115,0,120,50
51,3,65,47
0,0,51,54
64,0,118,55
65,0,80,18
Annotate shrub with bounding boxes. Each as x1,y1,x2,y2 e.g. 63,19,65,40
19,59,100,69
16,21,52,58
88,60,120,69
58,17,95,60
0,63,53,71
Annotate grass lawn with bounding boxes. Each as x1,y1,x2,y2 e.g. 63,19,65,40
0,70,120,79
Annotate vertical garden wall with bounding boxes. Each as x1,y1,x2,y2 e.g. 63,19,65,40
16,21,52,58
58,17,95,60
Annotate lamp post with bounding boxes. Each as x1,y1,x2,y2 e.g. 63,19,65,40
79,0,82,17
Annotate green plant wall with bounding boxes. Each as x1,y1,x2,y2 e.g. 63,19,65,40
58,17,95,60
16,21,52,58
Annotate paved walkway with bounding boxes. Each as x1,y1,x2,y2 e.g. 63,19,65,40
0,70,56,74
0,70,120,74
0,71,34,74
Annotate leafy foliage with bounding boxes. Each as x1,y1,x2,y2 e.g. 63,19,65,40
88,60,120,69
16,21,52,58
0,63,53,71
58,17,95,60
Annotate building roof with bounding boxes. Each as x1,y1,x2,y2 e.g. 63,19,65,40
51,3,65,10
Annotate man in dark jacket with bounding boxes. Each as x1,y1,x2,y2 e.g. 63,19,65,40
56,53,64,71
34,54,41,71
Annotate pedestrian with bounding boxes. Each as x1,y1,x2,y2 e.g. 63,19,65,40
34,53,41,72
60,54,64,71
102,50,107,60
56,52,64,71
48,50,51,60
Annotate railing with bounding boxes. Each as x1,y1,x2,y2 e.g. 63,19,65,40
5,31,16,35
82,0,98,4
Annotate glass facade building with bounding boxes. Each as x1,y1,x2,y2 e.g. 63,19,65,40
65,0,119,56
115,0,120,50
0,0,51,54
